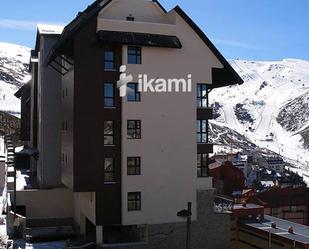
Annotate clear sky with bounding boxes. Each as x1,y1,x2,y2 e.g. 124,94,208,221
1,0,309,61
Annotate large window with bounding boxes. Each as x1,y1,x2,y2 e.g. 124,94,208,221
197,120,207,143
128,46,141,64
104,121,114,145
127,120,141,139
128,192,141,211
197,154,208,177
197,84,208,108
104,158,115,182
127,83,141,102
104,83,115,107
104,48,115,70
127,157,141,175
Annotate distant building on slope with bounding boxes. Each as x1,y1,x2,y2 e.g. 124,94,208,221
258,156,285,173
209,161,245,196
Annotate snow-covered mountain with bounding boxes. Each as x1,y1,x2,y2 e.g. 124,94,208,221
0,42,30,115
210,59,309,173
0,42,308,173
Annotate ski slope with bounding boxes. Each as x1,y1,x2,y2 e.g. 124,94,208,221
210,59,309,168
0,42,30,115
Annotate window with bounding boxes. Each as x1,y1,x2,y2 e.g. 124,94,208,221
127,157,141,175
271,208,278,216
104,121,114,145
104,83,115,107
104,48,115,70
127,83,141,102
62,121,68,131
127,120,141,139
197,120,207,143
197,84,208,108
104,158,115,182
197,154,208,177
128,192,141,211
128,46,141,64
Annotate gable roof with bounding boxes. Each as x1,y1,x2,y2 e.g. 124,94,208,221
45,0,244,89
174,6,244,88
45,0,112,65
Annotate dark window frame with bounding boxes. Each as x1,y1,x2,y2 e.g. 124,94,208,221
128,46,142,64
197,153,208,177
104,82,115,108
197,84,208,108
127,83,141,102
104,120,114,146
104,47,116,71
128,192,141,211
104,158,115,183
197,120,207,143
127,157,141,175
127,120,141,139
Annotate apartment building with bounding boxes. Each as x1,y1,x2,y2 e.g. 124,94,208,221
9,24,74,234
15,0,243,247
258,156,285,173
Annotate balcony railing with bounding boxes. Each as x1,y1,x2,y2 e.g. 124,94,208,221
214,196,234,213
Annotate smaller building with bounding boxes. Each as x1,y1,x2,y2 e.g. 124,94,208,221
212,152,250,176
247,186,309,225
209,161,245,196
231,203,309,249
258,156,285,173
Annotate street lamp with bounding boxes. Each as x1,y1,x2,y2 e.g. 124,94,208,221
177,202,192,249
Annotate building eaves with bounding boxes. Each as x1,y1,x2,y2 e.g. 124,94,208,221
45,0,113,66
174,6,244,88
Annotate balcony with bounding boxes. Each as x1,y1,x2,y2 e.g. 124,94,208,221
214,196,234,213
197,143,213,154
197,108,213,120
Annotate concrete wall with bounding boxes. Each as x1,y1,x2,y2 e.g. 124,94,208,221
73,192,96,232
102,190,230,249
37,35,62,188
12,188,73,220
98,0,172,24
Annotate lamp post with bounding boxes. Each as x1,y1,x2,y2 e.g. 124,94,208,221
177,202,192,249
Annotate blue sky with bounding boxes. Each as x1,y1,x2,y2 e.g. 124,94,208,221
1,0,309,61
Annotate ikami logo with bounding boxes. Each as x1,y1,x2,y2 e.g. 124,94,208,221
117,65,192,97
117,65,133,97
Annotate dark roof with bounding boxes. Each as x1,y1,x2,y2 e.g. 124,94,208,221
45,0,244,89
173,6,244,88
152,0,167,13
97,31,182,48
14,83,30,99
243,215,309,244
45,0,113,66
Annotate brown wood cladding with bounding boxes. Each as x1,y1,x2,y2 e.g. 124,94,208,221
61,18,122,225
32,63,38,147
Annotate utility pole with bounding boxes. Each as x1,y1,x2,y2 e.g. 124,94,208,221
177,202,192,249
186,202,192,249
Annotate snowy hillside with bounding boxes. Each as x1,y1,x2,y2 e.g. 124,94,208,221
0,42,30,115
210,59,309,170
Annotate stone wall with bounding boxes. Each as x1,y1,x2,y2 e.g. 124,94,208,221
102,189,231,249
